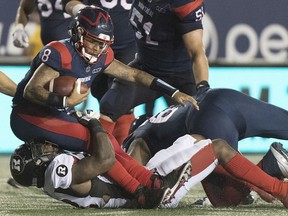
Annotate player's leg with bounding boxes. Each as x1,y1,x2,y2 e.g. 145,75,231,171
10,105,91,151
215,139,288,207
110,43,138,145
201,171,251,207
218,89,288,180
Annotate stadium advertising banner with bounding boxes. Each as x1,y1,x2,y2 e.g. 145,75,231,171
203,0,288,65
0,66,288,153
0,1,288,64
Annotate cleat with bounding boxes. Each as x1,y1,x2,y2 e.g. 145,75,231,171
167,162,192,197
270,142,288,178
160,162,192,205
135,185,171,209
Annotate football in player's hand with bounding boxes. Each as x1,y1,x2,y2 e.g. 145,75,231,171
44,76,89,96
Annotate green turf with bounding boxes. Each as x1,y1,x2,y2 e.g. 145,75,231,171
1,154,288,216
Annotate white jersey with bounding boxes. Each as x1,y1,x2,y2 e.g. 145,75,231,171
43,135,218,209
43,153,136,208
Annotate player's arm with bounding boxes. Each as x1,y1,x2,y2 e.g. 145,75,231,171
62,0,86,16
182,29,209,85
23,63,89,107
179,2,210,92
104,60,199,110
12,0,36,48
0,71,17,97
70,119,115,193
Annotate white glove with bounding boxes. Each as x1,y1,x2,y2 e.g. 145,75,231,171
12,24,29,48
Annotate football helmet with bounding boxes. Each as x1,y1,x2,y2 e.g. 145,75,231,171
69,6,114,64
10,139,63,188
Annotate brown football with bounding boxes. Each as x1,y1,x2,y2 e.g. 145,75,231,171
44,76,89,96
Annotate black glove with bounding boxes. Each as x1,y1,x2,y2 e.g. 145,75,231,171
195,81,210,100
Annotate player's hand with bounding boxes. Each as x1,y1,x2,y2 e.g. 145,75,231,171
66,79,90,107
12,24,29,48
172,91,199,110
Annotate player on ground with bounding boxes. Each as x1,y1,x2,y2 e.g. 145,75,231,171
10,114,192,208
10,127,288,209
123,88,288,207
10,6,197,207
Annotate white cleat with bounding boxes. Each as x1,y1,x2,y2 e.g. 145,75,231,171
270,142,288,178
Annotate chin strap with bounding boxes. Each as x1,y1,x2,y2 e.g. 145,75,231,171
79,35,100,64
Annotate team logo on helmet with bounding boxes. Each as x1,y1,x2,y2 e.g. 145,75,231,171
69,6,114,64
11,155,24,174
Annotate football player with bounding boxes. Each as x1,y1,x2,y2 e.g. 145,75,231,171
97,0,209,144
10,123,288,209
12,0,73,48
123,88,288,207
10,6,197,207
63,0,137,146
10,113,196,208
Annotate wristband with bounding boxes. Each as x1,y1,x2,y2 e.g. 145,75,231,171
196,80,210,89
47,92,65,108
150,78,179,97
171,90,179,98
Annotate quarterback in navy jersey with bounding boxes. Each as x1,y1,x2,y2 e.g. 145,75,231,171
11,6,197,152
63,0,137,145
13,0,73,47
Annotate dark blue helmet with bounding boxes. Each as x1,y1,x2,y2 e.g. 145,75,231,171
69,6,114,63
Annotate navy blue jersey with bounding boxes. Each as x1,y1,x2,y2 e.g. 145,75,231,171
36,0,73,44
86,0,135,50
13,39,114,107
129,0,204,75
123,88,288,155
123,103,195,155
11,40,114,151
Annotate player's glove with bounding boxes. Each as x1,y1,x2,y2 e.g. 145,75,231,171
70,110,106,133
12,24,29,48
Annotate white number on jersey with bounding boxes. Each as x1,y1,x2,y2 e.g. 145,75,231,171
149,106,179,124
130,7,158,45
37,0,71,18
100,0,132,10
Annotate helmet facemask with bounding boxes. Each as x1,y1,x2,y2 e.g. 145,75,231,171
30,139,63,167
76,27,112,64
10,140,63,188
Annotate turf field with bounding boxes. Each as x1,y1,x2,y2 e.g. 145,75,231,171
1,154,288,216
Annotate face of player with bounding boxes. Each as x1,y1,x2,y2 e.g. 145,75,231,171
83,36,108,57
41,143,60,156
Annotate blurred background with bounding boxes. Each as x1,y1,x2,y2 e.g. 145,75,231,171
0,0,287,153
